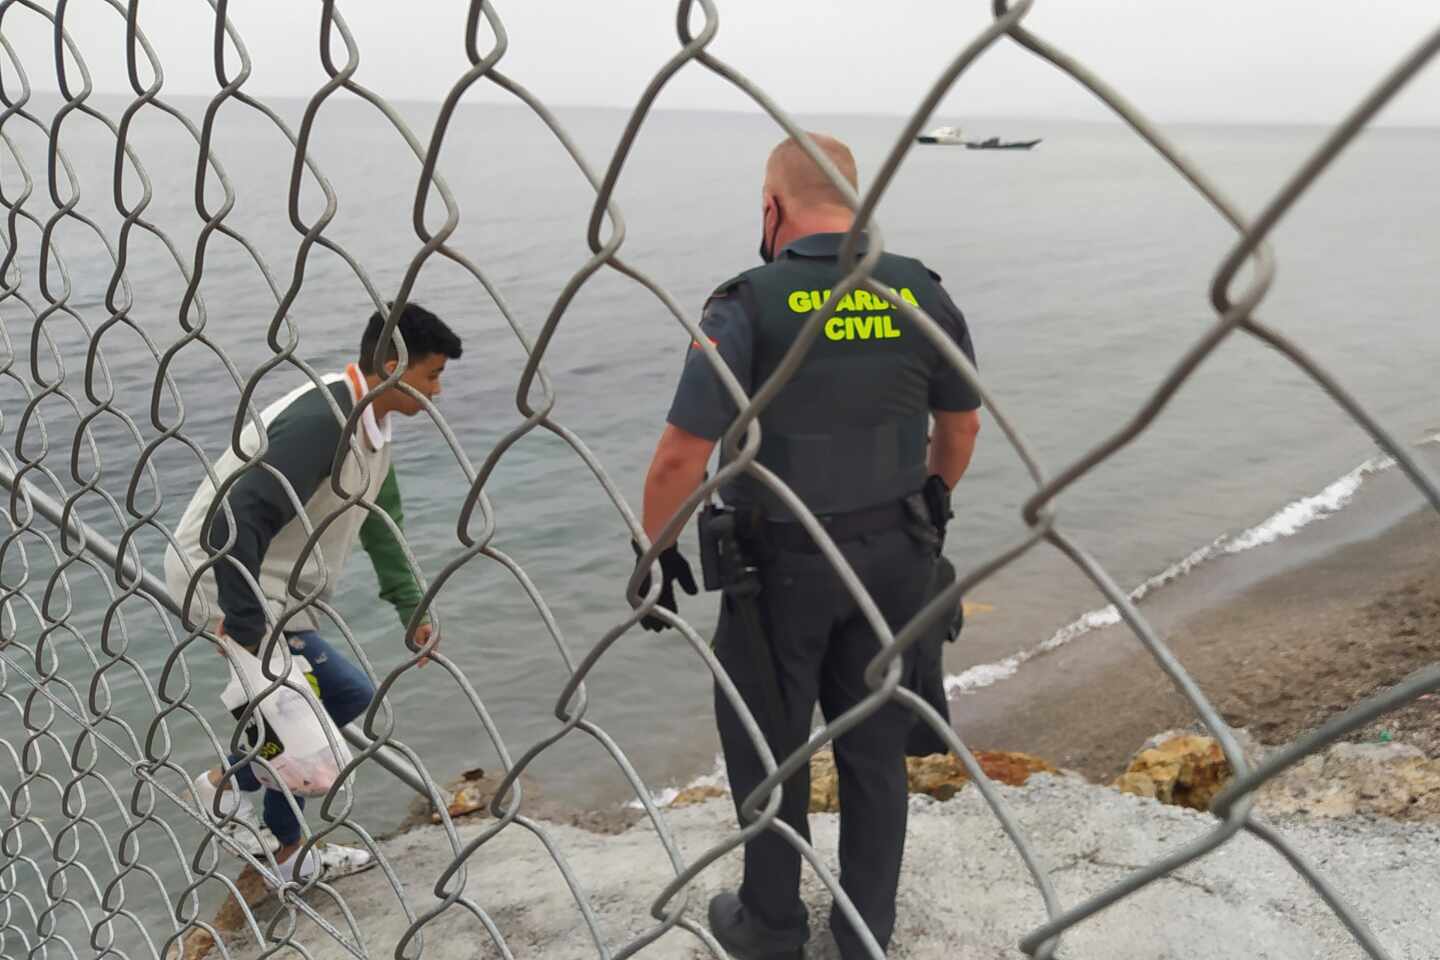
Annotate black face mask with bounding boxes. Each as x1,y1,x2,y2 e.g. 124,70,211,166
758,200,782,263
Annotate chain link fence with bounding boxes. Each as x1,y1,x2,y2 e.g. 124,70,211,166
1,1,1438,958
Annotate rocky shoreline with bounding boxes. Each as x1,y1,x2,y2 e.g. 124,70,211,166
191,745,1440,960
668,715,1440,825
173,710,1440,959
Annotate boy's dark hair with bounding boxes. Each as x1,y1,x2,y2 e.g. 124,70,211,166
358,302,463,374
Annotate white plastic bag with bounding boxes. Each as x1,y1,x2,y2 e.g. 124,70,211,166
220,639,352,798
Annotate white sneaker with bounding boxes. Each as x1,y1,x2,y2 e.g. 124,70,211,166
276,842,377,884
190,769,276,859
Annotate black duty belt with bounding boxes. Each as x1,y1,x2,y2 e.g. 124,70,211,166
764,499,910,552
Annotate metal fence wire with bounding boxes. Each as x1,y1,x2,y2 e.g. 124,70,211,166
1,1,1439,958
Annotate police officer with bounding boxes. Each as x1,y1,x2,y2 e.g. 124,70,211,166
635,133,980,959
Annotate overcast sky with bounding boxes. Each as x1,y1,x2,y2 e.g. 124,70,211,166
5,1,1439,127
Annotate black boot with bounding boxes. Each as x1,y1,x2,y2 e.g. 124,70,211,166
708,891,807,960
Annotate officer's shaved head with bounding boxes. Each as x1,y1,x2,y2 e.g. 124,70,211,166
764,133,858,210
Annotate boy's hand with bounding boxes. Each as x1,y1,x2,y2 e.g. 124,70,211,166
412,622,435,669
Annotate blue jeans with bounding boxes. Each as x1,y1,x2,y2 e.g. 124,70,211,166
229,630,375,846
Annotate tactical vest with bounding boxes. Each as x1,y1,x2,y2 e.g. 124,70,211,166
718,248,951,520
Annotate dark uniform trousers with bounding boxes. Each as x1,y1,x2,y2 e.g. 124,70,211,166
712,525,934,957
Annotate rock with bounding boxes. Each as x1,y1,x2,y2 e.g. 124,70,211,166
1111,735,1232,811
1257,739,1440,820
811,752,839,812
1227,726,1271,766
1328,741,1425,765
966,751,1060,787
1140,725,1267,768
435,766,507,822
1136,728,1198,753
664,749,1057,814
1112,771,1161,800
165,927,217,960
810,749,1056,813
420,767,538,825
670,784,728,809
908,754,971,803
167,864,271,960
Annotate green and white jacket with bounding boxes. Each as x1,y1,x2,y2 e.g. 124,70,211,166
164,363,425,651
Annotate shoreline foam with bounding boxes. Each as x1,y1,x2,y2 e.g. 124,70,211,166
947,438,1435,695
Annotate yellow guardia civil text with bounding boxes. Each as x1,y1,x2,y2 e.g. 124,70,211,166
786,287,919,342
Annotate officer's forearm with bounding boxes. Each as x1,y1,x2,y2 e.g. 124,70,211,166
643,457,707,548
642,425,715,548
929,409,980,488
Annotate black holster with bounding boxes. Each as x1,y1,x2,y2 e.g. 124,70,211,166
906,554,961,757
698,504,786,740
923,474,953,543
698,504,763,595
904,479,963,757
901,475,953,554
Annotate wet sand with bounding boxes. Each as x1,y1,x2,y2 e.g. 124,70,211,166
954,507,1440,780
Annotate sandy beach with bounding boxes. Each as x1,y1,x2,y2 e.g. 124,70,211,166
955,505,1440,780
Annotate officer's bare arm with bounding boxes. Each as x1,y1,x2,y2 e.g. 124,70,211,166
642,424,716,547
928,409,980,489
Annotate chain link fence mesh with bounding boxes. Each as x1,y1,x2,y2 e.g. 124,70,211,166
1,1,1438,958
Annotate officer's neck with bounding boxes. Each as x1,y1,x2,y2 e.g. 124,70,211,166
775,207,855,252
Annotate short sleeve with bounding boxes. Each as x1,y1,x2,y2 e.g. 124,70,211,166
665,285,757,440
926,280,981,413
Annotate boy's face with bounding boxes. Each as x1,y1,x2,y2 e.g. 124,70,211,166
383,353,448,416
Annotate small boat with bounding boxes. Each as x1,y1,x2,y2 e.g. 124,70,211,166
964,137,1042,150
916,125,964,145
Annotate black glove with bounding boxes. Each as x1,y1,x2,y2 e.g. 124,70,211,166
631,540,699,632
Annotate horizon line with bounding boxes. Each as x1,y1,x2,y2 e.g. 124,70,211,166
22,85,1440,132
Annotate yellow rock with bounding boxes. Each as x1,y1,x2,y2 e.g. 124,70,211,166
810,748,1056,813
1112,771,1159,800
1111,735,1231,811
809,752,841,812
1258,742,1440,821
663,749,1058,813
669,783,728,809
432,766,528,823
